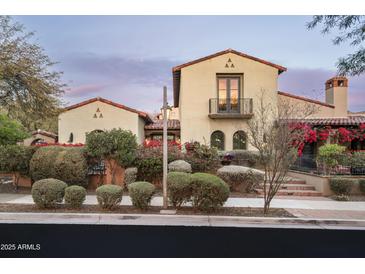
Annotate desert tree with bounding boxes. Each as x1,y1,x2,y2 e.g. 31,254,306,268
247,90,319,214
308,16,365,76
0,16,64,132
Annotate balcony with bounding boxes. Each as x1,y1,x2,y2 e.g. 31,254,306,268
208,98,253,119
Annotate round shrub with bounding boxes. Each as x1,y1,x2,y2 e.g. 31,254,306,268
128,181,155,210
217,165,263,193
190,173,230,212
329,178,354,196
167,172,192,208
359,179,365,193
64,185,86,208
96,185,123,210
30,146,88,187
124,167,138,187
31,178,68,208
168,160,192,173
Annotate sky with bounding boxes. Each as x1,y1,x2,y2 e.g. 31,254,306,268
15,15,365,113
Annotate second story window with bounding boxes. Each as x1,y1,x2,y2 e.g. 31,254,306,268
217,76,240,113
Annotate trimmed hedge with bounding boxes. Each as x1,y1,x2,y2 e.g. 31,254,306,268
167,172,192,208
168,160,192,173
64,185,86,208
31,178,68,208
30,146,88,187
190,173,230,212
96,185,123,210
217,165,263,193
128,181,155,210
329,178,354,196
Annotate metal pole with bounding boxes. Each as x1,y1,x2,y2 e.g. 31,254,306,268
162,86,168,209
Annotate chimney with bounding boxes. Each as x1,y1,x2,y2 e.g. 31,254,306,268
325,76,348,117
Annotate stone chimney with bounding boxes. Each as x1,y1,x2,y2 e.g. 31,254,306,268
325,76,348,117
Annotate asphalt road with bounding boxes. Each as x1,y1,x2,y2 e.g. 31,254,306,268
0,224,364,257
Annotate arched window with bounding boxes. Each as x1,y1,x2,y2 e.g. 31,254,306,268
233,131,247,150
211,130,225,151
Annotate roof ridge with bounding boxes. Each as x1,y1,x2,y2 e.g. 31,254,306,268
278,91,335,109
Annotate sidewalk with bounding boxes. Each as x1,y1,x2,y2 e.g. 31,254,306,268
2,193,365,211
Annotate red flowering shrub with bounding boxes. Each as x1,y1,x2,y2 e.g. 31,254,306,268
143,139,181,149
337,127,352,144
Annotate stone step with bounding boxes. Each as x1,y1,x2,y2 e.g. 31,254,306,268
259,183,316,191
255,189,322,197
283,179,307,185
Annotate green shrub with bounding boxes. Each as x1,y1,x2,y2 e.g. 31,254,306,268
134,146,182,182
64,185,86,208
190,172,230,212
317,144,346,174
168,160,192,173
0,145,38,187
183,141,220,172
128,181,155,210
350,152,365,168
359,179,365,193
30,146,88,187
329,178,354,196
96,185,123,210
167,172,192,208
85,128,137,167
124,167,138,187
217,165,263,193
31,178,68,208
226,150,261,168
333,194,350,201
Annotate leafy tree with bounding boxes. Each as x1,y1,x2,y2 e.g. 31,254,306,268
85,129,138,185
0,113,29,145
0,16,64,131
308,16,365,76
0,145,38,189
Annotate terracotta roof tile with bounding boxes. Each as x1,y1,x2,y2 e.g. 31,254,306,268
144,119,180,130
31,129,57,138
287,116,365,126
63,97,152,123
278,91,335,108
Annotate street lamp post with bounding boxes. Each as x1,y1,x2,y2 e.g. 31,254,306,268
162,86,168,209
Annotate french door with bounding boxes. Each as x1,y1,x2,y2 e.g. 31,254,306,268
217,76,240,113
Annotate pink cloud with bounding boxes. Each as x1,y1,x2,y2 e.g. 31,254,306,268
65,84,106,97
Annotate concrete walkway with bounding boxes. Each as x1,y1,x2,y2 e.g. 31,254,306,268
2,193,365,211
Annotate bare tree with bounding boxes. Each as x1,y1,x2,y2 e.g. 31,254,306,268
247,90,319,214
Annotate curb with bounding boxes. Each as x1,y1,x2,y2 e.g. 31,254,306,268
0,212,365,230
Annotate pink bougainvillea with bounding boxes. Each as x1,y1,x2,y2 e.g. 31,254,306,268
143,139,181,149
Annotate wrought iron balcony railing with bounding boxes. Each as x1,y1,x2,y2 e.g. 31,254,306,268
208,98,253,119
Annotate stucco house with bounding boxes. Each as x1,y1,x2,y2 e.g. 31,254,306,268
58,49,364,154
58,97,152,144
172,48,365,151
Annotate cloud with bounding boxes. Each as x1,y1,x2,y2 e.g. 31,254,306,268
279,68,365,112
65,84,107,98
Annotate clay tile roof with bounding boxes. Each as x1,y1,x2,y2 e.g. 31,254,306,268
31,129,58,138
173,49,287,107
278,91,335,108
144,119,180,130
63,97,152,123
287,116,365,126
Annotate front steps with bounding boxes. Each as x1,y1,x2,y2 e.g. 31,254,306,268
255,178,322,197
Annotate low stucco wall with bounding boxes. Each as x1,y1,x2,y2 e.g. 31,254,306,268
287,170,365,196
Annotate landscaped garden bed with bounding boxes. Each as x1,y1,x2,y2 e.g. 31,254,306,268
0,203,294,217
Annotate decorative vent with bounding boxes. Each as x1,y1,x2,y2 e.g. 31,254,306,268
225,58,235,69
93,108,104,118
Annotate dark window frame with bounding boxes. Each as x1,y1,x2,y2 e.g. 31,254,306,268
211,130,225,151
233,130,247,150
216,74,243,113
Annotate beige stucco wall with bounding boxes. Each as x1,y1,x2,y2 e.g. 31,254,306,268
58,100,145,144
278,94,336,118
179,52,279,151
